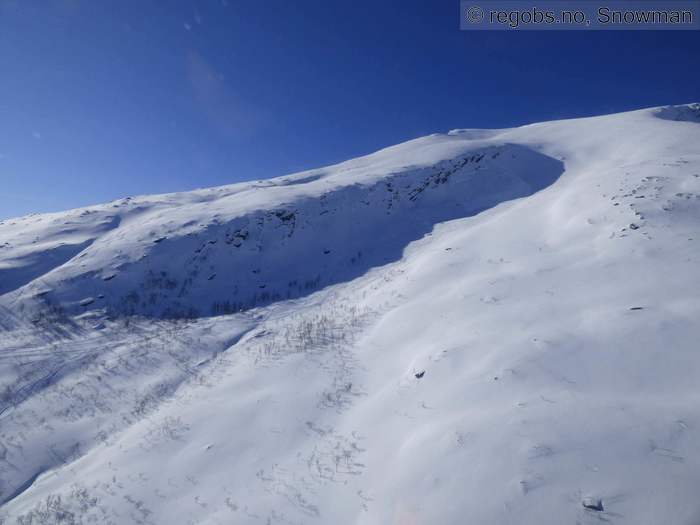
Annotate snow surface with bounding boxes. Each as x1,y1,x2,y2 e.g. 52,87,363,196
1,103,699,524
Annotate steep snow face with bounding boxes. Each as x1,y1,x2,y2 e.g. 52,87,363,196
0,142,563,318
1,104,700,525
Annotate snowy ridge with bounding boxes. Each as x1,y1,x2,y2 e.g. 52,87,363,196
1,142,563,318
0,104,699,524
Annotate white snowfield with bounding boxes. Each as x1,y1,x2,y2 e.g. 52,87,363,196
0,104,699,524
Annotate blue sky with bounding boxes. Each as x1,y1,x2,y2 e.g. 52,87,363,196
1,0,698,219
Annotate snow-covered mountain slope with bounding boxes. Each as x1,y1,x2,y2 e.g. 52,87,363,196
1,103,699,524
0,139,564,319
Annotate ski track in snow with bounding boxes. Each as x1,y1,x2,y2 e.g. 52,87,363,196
0,103,699,524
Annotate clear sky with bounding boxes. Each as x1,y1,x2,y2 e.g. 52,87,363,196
1,0,698,219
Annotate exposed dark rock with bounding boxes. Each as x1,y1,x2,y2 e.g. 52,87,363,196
582,497,604,512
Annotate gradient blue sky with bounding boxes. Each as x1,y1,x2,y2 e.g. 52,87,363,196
1,1,698,219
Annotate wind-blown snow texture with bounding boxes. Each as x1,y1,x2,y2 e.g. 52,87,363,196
1,104,699,524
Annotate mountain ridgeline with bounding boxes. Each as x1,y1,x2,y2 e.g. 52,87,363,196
2,144,562,319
